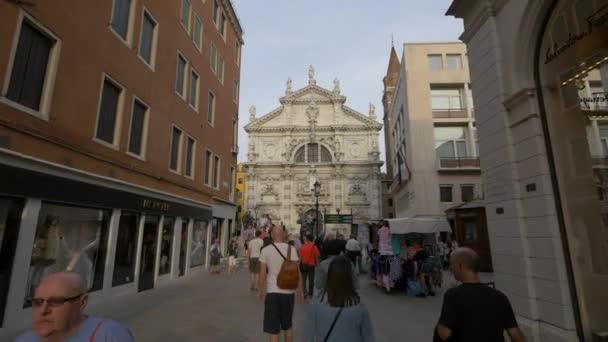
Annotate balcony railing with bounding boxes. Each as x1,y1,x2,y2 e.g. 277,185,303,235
432,109,468,119
592,155,608,167
438,157,480,170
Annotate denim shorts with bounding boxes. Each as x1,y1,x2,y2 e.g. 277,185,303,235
263,293,295,334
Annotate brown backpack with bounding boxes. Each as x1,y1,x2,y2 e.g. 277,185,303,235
271,243,300,290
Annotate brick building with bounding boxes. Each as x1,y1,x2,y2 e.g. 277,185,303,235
0,0,243,335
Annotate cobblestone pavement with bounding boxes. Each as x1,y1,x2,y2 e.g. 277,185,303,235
88,266,444,341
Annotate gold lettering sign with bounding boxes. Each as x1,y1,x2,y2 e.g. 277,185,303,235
142,199,170,212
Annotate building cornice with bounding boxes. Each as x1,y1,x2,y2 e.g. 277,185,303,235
448,0,508,43
222,0,244,44
245,125,381,134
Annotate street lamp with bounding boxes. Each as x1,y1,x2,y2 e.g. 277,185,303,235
313,181,321,237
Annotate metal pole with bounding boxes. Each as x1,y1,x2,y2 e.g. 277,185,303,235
315,195,319,238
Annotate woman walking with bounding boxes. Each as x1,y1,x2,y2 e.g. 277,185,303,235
210,239,221,274
302,256,375,342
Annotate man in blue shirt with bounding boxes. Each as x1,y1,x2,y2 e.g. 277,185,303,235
15,271,134,342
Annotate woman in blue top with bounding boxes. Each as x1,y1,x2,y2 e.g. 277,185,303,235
302,256,375,342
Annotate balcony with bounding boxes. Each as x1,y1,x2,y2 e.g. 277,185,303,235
592,155,608,168
438,157,481,171
432,109,468,119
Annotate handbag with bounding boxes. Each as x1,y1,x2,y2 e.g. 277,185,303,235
271,243,300,290
323,307,343,342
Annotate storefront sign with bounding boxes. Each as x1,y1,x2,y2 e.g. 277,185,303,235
545,4,608,64
324,214,354,224
580,92,608,110
142,199,170,212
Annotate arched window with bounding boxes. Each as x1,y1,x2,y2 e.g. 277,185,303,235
293,143,332,163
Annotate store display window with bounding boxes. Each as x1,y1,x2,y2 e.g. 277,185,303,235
0,197,25,326
179,219,189,276
159,217,174,275
25,203,110,305
190,220,207,268
112,211,139,287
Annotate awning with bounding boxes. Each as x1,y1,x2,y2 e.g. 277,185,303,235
386,216,452,234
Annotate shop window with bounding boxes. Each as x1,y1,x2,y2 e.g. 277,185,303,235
440,186,453,202
112,211,138,287
0,197,25,326
190,220,208,267
159,217,174,275
26,203,110,305
179,219,189,276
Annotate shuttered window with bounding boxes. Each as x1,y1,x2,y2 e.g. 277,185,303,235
128,100,147,156
7,21,53,111
111,0,131,39
96,79,122,144
139,11,156,65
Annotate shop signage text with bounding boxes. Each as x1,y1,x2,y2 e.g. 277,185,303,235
142,199,170,212
580,92,608,110
545,4,608,64
324,214,354,224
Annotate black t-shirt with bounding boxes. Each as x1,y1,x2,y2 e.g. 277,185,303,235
438,283,518,342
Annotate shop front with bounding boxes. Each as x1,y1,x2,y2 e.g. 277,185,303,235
448,0,608,340
536,0,608,338
0,151,212,336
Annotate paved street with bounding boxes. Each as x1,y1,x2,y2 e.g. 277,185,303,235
89,266,443,341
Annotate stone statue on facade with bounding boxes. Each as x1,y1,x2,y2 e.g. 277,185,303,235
286,78,293,94
249,105,256,121
369,103,376,119
333,78,340,94
308,65,316,84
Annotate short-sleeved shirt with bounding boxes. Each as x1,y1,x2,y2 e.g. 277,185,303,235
15,316,134,342
248,237,264,258
299,242,320,266
438,283,518,342
259,242,300,294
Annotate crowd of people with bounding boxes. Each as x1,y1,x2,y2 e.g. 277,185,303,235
12,218,525,342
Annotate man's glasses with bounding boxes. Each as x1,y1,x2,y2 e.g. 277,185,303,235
29,294,84,308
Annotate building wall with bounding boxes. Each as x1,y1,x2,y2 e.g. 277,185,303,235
235,163,247,224
0,0,242,206
390,43,482,219
448,0,608,340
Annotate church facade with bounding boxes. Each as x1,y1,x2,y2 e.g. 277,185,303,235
243,67,383,236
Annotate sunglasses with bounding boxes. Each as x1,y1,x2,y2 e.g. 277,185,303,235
29,293,85,308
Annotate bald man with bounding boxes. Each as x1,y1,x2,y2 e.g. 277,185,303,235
16,272,134,342
435,248,527,342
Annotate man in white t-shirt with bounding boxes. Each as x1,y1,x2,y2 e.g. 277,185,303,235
258,226,303,342
247,230,264,291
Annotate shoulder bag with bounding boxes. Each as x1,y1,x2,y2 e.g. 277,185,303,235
323,307,344,342
271,243,300,290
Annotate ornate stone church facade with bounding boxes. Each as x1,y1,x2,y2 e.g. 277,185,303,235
243,67,383,235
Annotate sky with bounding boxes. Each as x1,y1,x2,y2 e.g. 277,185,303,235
233,0,464,166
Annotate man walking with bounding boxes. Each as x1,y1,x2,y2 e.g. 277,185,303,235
247,230,264,291
298,234,319,299
435,247,527,342
16,272,133,341
258,226,304,342
345,234,361,272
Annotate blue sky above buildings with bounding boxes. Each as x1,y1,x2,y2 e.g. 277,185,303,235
234,0,463,165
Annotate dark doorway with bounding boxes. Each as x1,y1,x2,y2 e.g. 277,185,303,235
0,197,24,327
138,215,159,292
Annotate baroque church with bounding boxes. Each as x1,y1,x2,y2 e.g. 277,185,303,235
243,67,383,236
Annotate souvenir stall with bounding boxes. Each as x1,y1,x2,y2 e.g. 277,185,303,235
371,217,451,293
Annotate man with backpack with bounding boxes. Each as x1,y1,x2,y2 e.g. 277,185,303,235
258,225,304,342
